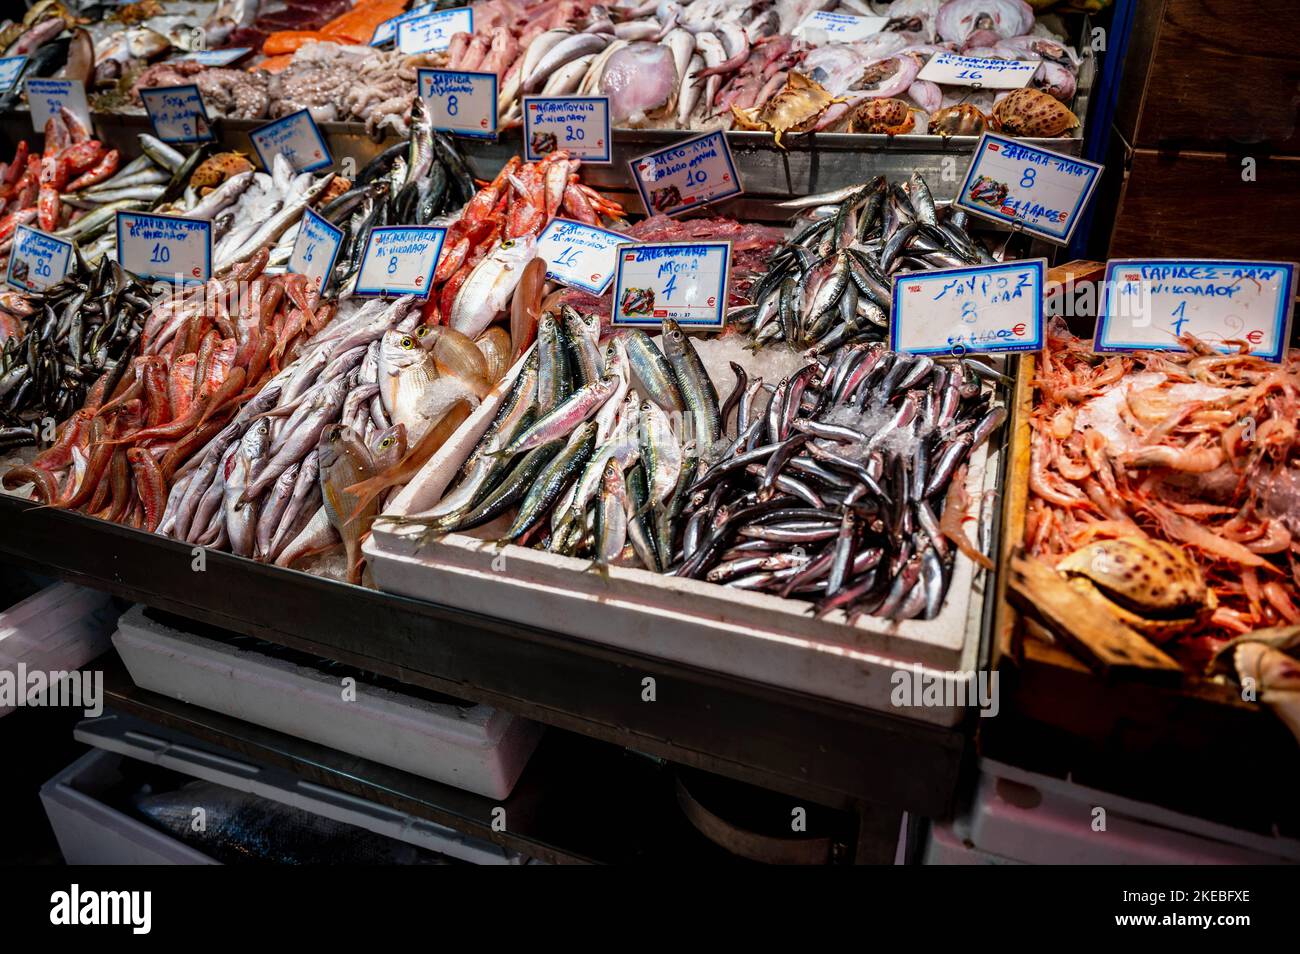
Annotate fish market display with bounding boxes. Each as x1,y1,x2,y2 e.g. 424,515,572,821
1,252,333,530
322,97,478,290
0,253,150,448
83,0,1081,144
732,172,996,351
157,294,478,583
1026,327,1300,658
392,317,1005,624
674,342,1005,618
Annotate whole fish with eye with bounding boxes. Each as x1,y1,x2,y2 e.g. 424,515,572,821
737,173,1002,351
377,329,482,447
318,423,376,585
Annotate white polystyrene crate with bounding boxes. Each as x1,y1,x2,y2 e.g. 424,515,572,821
0,583,119,717
365,350,1000,724
920,820,1019,865
75,714,529,865
40,749,218,865
112,604,543,800
958,760,1300,865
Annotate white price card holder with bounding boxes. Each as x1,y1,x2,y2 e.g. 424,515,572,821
917,53,1037,89
116,211,212,284
535,218,629,295
1095,259,1296,364
794,11,886,42
355,226,447,298
289,208,345,293
956,133,1102,245
26,78,91,134
140,84,215,144
0,55,28,93
177,48,252,66
250,108,333,173
522,96,611,163
418,68,497,139
6,225,72,293
891,259,1047,356
629,130,742,217
397,7,472,54
611,241,731,329
370,3,434,45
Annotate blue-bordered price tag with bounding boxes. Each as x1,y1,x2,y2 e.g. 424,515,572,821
355,226,447,298
289,208,344,293
918,53,1037,88
249,108,332,173
370,3,434,45
177,48,252,66
891,259,1046,356
6,225,71,293
116,211,212,284
536,218,629,295
0,55,28,93
1095,259,1296,364
522,95,610,163
26,78,91,134
611,241,731,329
418,68,497,139
397,7,472,54
628,131,742,217
956,133,1102,245
139,84,214,144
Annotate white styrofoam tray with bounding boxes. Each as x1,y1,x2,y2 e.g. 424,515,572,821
952,759,1300,865
1,582,119,717
112,603,543,800
365,347,999,724
74,713,530,864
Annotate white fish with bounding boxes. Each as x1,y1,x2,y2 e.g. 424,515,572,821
448,236,537,340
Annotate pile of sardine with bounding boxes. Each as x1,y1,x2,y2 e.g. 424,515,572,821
320,98,477,293
733,173,996,351
0,252,148,446
675,344,1007,621
159,295,488,585
396,313,722,573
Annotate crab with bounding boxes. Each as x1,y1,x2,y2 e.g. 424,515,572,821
847,97,916,135
993,88,1079,138
1056,536,1217,642
928,104,999,137
730,72,843,149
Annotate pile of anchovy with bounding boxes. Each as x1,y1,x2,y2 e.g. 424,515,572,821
0,253,148,449
322,98,477,292
733,173,998,352
675,345,1008,622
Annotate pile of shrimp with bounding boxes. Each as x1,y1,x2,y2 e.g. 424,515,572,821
1027,323,1300,651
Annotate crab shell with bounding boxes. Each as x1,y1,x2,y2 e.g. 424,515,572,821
993,87,1079,137
731,71,842,148
928,103,998,137
848,97,916,135
189,152,255,192
1057,536,1216,641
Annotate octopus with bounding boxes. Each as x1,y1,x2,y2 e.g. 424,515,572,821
194,68,269,120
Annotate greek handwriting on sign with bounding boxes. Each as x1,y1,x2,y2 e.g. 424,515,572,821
289,208,344,292
891,259,1046,356
355,226,447,298
535,218,628,295
7,225,72,293
116,212,211,284
611,241,731,329
628,131,742,218
140,84,213,143
917,52,1037,89
250,109,332,173
523,96,610,163
1095,259,1296,364
418,69,496,138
